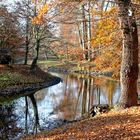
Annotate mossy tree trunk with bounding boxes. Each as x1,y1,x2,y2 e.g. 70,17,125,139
30,39,40,70
30,26,40,70
117,0,139,108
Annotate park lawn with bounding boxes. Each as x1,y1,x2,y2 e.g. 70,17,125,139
0,65,42,89
0,64,54,89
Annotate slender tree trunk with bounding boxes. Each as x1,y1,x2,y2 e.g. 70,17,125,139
24,25,29,65
24,40,29,65
30,39,40,70
90,78,94,107
117,0,139,108
30,3,39,70
105,0,110,11
24,0,30,65
101,0,105,11
87,0,92,61
77,23,83,48
82,4,88,60
97,86,101,105
87,78,91,115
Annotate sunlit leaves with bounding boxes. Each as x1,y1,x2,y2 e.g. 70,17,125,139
67,47,84,61
32,15,44,24
91,7,121,77
132,0,140,4
38,3,48,17
57,47,84,61
32,3,49,25
92,7,119,46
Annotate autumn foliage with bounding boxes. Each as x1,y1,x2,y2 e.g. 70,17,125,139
32,2,49,25
30,1,123,76
91,7,122,77
0,6,24,61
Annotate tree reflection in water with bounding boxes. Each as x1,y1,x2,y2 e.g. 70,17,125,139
53,74,120,119
24,94,40,135
0,103,22,139
0,94,40,139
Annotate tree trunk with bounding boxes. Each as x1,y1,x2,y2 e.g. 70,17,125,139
30,39,40,70
24,0,30,65
82,4,88,60
77,23,83,49
24,32,29,65
30,3,39,70
87,0,92,61
117,0,139,108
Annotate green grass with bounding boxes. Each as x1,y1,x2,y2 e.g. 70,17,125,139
38,60,97,72
38,60,78,66
0,72,43,89
38,60,61,66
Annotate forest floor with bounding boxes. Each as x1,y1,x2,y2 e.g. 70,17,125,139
23,106,140,140
0,64,61,102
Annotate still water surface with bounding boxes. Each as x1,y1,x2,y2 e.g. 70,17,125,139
0,73,121,139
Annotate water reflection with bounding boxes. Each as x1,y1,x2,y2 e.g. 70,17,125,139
24,95,40,134
0,73,121,139
51,74,120,119
0,103,22,139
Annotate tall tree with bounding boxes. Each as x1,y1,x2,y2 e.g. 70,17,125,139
81,4,88,60
30,1,49,70
15,0,34,64
116,0,139,108
24,0,31,65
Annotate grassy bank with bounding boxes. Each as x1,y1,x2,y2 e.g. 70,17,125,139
0,71,43,89
0,64,48,89
38,60,118,80
0,64,61,102
38,60,78,71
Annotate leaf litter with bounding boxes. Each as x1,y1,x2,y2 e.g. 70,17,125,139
23,106,140,140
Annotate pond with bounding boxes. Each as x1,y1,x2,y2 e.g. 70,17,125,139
0,72,121,139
